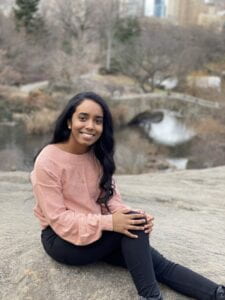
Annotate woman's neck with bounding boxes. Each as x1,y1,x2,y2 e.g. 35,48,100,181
55,142,90,155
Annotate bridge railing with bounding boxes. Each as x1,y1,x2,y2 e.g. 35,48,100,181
112,92,223,109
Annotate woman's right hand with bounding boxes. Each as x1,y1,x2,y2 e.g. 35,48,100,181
112,209,147,238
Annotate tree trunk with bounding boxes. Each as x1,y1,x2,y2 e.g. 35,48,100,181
106,30,112,71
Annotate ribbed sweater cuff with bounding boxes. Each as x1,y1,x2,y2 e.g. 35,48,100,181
101,214,113,231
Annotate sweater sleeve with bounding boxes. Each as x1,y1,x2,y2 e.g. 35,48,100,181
32,163,113,246
107,178,131,214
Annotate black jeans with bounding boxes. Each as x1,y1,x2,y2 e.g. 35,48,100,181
41,226,218,299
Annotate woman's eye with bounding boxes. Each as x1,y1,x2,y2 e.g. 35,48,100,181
79,116,86,121
96,118,103,124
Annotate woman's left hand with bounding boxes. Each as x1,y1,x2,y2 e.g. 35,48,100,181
144,213,154,234
134,209,154,234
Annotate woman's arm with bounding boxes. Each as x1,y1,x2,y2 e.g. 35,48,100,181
32,165,113,246
107,179,131,213
106,180,152,237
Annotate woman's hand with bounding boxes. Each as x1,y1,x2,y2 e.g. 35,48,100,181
143,213,154,234
112,209,147,238
133,209,154,234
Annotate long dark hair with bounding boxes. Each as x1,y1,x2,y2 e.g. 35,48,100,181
39,92,116,208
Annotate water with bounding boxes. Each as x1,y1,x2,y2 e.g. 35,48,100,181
166,158,189,170
0,122,50,171
0,111,193,172
140,110,195,146
0,123,148,172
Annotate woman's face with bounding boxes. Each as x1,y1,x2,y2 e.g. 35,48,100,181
67,99,104,153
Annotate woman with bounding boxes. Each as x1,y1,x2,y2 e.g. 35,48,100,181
31,92,224,300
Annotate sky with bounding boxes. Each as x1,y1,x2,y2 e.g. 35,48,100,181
145,0,169,16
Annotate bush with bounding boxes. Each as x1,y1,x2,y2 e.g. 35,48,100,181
14,108,59,134
0,98,13,122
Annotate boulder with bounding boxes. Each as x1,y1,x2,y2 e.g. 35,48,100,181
0,167,225,300
19,81,49,93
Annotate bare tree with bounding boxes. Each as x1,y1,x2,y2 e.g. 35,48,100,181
0,11,55,84
115,20,181,92
97,0,120,72
115,19,225,92
40,0,100,83
186,25,225,64
50,0,97,54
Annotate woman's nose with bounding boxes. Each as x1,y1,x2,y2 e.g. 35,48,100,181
86,120,94,129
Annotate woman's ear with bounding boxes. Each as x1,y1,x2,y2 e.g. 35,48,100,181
67,120,71,130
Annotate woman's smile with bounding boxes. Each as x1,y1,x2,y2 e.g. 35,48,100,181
79,131,96,140
80,131,95,136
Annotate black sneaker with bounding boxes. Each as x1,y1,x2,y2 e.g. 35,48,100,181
139,292,163,300
216,286,225,300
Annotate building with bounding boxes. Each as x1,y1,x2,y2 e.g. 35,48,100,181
198,4,225,30
154,0,166,17
167,0,208,26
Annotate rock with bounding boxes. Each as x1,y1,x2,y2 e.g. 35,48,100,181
0,168,225,300
19,81,49,93
0,148,24,171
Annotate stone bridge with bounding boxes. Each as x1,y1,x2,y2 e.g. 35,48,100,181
110,92,223,124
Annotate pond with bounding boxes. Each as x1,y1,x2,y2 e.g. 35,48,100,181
0,109,193,173
0,122,152,173
0,122,50,171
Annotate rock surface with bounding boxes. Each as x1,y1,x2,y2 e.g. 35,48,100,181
0,167,225,300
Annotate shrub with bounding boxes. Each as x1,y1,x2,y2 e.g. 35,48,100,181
14,108,59,134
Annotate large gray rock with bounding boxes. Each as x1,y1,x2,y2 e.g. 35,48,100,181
0,167,225,300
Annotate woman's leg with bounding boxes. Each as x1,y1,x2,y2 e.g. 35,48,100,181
41,226,161,298
41,226,123,265
103,230,161,299
151,247,219,300
103,234,220,300
121,230,161,298
41,226,220,299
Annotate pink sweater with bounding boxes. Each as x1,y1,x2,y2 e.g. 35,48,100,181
31,144,129,246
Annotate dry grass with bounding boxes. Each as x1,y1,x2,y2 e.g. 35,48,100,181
192,117,225,136
13,108,59,135
1,88,57,112
111,104,130,127
94,73,136,85
26,90,57,110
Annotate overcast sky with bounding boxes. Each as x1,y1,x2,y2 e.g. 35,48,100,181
145,0,169,16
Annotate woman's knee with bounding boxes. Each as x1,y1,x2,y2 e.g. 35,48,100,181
151,247,176,281
135,229,150,242
123,229,150,247
126,210,148,226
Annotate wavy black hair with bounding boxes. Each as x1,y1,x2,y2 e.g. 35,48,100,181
40,92,116,208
